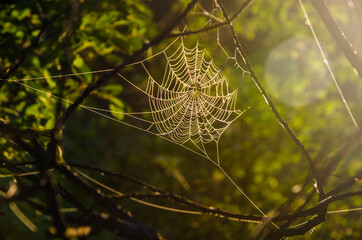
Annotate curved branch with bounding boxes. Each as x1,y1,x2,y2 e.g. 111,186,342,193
169,0,254,38
68,162,264,223
266,212,326,239
1,156,361,238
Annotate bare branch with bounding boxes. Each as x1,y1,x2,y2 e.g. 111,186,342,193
215,0,326,198
311,0,362,78
68,162,264,222
326,171,362,197
169,0,253,38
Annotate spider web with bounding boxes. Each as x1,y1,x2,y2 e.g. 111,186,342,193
114,36,247,164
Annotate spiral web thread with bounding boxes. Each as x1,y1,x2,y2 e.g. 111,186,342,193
115,36,247,165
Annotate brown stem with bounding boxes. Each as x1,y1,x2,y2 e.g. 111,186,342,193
169,0,254,38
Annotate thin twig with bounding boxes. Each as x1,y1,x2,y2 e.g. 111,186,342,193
169,0,254,38
325,171,362,197
57,164,160,239
68,162,265,222
215,0,326,199
0,9,67,86
311,0,362,78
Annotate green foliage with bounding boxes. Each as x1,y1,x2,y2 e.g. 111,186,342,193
0,0,361,239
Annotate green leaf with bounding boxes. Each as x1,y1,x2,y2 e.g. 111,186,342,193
43,69,56,89
73,54,84,69
101,84,123,95
109,99,124,121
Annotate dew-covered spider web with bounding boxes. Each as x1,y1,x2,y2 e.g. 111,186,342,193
115,36,248,165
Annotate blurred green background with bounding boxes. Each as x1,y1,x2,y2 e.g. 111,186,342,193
0,0,361,239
